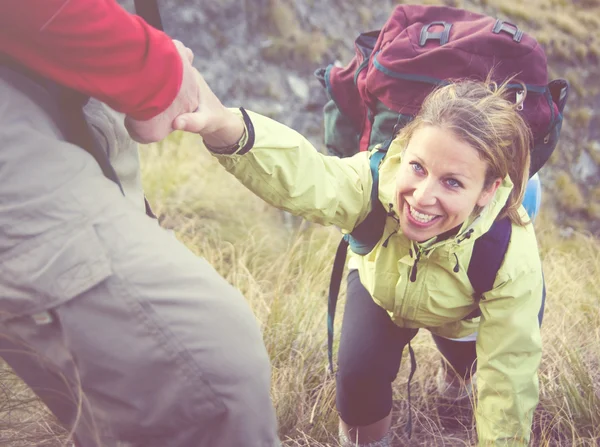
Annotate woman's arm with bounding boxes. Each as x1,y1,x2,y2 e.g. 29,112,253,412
475,261,543,446
175,73,373,231
217,109,373,230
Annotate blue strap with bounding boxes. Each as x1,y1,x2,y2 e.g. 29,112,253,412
345,149,389,255
369,148,386,203
327,148,387,374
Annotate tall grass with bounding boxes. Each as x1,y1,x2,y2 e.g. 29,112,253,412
1,122,599,446
140,134,600,446
0,365,66,446
1,133,599,445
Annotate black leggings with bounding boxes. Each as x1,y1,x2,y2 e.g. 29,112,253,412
336,270,477,426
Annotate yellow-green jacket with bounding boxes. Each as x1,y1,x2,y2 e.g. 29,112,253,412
211,110,544,446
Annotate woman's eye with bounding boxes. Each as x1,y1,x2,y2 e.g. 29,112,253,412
446,178,463,188
410,162,424,173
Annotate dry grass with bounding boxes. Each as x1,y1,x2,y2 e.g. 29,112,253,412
149,136,600,446
0,365,67,446
554,171,586,212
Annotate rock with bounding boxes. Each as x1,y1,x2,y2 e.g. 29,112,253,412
287,74,310,101
559,227,575,238
572,150,599,183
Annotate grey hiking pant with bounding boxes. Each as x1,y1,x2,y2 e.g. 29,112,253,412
0,65,279,447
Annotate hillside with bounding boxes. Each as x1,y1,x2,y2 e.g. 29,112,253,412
119,0,600,235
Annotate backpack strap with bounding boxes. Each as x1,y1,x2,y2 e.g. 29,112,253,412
134,0,164,31
60,93,125,193
327,147,387,374
327,237,350,374
463,217,512,319
63,90,159,219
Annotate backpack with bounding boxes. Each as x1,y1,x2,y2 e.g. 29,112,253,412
316,4,568,373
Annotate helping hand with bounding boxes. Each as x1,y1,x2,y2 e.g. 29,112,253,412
173,71,245,149
124,40,200,144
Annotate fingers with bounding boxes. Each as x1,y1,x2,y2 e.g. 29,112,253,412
173,112,205,133
124,115,163,144
173,39,194,64
123,39,199,143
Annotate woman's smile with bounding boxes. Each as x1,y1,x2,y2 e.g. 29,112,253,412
405,202,441,227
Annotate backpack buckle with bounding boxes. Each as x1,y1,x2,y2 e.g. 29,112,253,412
492,19,523,42
419,21,453,46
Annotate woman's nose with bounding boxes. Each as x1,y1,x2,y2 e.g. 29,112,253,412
413,179,437,206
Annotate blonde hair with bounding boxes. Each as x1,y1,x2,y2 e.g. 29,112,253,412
396,78,532,226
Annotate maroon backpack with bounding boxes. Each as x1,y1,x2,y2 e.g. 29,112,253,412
315,4,568,176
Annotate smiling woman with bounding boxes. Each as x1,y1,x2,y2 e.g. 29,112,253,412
175,75,544,447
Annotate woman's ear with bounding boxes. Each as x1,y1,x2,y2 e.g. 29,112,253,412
476,177,502,208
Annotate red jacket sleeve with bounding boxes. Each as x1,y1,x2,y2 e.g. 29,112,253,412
0,0,183,120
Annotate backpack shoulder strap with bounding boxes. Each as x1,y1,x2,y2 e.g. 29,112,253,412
64,90,159,219
134,0,164,30
346,147,389,254
467,217,512,307
327,237,349,374
327,147,388,373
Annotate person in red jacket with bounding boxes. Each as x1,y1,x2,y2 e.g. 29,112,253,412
0,2,279,446
0,0,197,143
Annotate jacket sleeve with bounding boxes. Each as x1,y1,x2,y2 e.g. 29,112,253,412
211,110,373,231
0,0,182,120
475,252,543,446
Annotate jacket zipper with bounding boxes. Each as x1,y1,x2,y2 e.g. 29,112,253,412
409,249,421,282
398,246,423,319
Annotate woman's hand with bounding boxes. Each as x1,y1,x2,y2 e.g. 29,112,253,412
173,70,245,149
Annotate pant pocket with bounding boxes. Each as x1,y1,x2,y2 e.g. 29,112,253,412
0,222,112,321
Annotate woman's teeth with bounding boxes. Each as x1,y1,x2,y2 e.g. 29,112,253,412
410,205,437,223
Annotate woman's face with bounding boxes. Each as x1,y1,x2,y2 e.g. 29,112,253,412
395,125,501,243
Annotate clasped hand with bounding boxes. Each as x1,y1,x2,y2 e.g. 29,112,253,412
125,40,244,148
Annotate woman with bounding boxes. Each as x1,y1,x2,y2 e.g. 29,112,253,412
176,74,544,446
